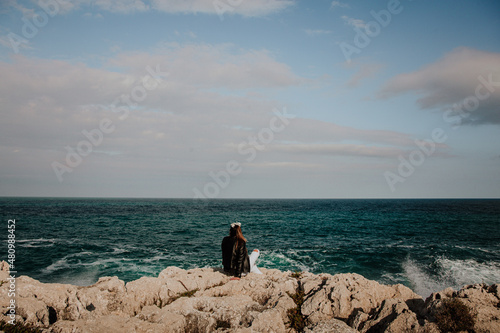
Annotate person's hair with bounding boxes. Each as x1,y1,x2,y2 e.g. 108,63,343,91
230,225,247,248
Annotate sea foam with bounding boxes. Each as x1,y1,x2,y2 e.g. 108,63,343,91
403,256,500,298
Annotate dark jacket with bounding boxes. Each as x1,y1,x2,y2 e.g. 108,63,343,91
221,236,250,277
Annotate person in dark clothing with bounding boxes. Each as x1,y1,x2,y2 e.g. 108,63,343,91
221,222,262,279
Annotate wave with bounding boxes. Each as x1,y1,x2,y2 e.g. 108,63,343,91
40,250,169,285
56,269,101,287
16,238,58,248
110,247,130,254
402,257,500,298
41,251,95,273
454,245,496,254
257,249,321,273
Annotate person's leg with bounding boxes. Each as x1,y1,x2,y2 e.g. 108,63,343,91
249,249,259,266
249,249,262,274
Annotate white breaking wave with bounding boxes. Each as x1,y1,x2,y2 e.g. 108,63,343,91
403,257,500,298
41,253,162,286
257,249,321,273
16,238,58,248
41,251,95,273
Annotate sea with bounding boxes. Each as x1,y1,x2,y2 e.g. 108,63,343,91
1,198,499,298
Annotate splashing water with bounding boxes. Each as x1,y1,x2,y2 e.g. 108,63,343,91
403,257,500,298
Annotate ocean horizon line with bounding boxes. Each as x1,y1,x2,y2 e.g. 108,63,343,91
1,196,499,200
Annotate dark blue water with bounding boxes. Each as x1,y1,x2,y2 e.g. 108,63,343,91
1,198,499,296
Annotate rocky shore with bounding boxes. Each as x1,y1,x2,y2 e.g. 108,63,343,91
1,261,499,332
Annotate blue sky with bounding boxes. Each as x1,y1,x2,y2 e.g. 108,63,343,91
0,0,499,198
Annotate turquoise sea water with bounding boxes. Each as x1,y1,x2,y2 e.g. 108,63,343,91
1,198,499,297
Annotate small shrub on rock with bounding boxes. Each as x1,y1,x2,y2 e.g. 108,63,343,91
0,320,43,333
435,298,476,333
167,288,199,305
287,286,306,332
215,319,231,330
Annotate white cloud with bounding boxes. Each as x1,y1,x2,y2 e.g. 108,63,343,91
151,0,294,17
0,44,431,197
51,0,83,14
107,43,304,89
5,0,293,17
330,1,349,10
4,0,140,16
275,117,416,148
92,0,149,14
3,0,35,17
0,45,306,166
270,143,404,158
379,47,500,125
341,15,366,28
0,34,33,52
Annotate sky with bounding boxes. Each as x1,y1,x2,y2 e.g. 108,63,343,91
0,0,499,199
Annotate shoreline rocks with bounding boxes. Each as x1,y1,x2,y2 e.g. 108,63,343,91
1,261,499,332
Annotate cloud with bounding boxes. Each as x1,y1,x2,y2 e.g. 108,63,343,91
0,34,33,52
341,15,366,28
52,0,86,14
270,143,404,158
223,116,423,158
379,47,500,125
0,44,443,197
330,1,349,10
94,0,149,13
2,0,36,17
280,118,413,147
0,44,305,162
151,0,294,17
5,0,81,15
0,57,276,189
2,0,85,16
5,0,294,17
305,29,333,36
108,43,304,89
345,61,384,88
